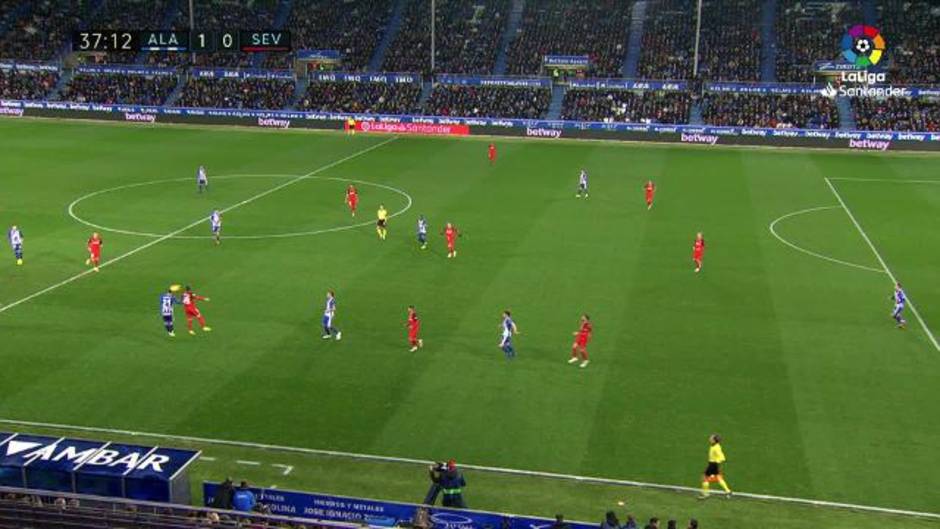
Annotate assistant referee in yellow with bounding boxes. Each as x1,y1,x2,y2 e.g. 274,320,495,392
699,434,732,499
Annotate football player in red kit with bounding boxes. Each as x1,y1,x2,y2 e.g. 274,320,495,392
182,286,212,335
85,232,102,272
443,222,460,258
693,232,706,273
407,305,423,352
488,143,497,165
568,314,592,368
645,180,656,210
345,185,359,217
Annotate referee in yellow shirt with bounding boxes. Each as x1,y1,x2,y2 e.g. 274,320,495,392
699,434,732,499
376,204,388,240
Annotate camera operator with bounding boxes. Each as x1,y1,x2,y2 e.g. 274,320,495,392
439,459,466,508
423,461,447,505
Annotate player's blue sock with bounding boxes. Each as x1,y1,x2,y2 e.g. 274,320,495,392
323,325,331,336
165,322,174,333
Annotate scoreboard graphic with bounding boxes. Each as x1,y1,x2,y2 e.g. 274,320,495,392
71,30,291,53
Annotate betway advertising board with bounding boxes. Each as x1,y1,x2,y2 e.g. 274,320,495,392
0,432,199,503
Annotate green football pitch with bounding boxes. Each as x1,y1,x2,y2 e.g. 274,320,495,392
1,119,938,529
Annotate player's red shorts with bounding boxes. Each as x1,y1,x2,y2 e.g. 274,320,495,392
185,307,201,317
576,335,589,347
693,251,703,261
90,250,101,259
646,193,654,203
348,198,358,209
446,238,456,249
408,329,419,341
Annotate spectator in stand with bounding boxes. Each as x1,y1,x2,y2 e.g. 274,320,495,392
623,515,638,529
701,93,839,129
600,511,620,529
60,73,177,105
267,0,393,71
424,84,550,119
0,69,59,100
637,0,694,80
505,0,631,77
775,0,863,82
298,80,421,114
90,0,177,64
211,477,235,510
698,0,762,81
0,0,82,61
643,518,660,529
852,97,940,132
878,1,940,85
179,77,294,110
382,0,508,75
561,89,691,124
231,481,256,512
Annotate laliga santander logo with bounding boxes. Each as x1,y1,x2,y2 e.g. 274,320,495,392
841,25,885,68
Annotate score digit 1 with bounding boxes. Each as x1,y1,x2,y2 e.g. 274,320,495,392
191,30,215,52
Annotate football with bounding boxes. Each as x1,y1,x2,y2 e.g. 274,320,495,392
169,284,182,293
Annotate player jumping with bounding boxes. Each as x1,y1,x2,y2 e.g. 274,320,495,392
377,204,388,240
443,222,460,258
197,165,208,193
210,209,222,245
86,232,102,272
499,310,518,359
8,225,23,265
576,169,589,198
407,305,423,352
645,180,656,210
322,290,341,340
699,434,732,499
417,215,428,249
488,143,497,166
182,286,212,335
160,288,179,337
693,232,705,273
346,185,359,217
568,314,592,368
892,282,907,329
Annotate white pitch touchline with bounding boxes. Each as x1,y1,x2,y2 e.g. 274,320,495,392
0,137,398,314
828,177,940,184
769,206,884,273
68,175,413,240
0,418,936,521
236,460,261,466
825,177,940,353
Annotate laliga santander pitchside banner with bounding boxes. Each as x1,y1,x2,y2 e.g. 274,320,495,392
356,121,470,136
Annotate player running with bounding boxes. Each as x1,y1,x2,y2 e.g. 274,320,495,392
86,232,103,272
210,210,222,245
499,310,519,359
8,225,23,265
699,434,732,499
376,204,388,240
645,180,656,210
692,232,705,273
197,165,208,193
182,286,212,335
159,288,179,337
346,185,359,217
892,282,907,329
322,290,341,340
417,215,428,249
443,222,460,258
576,169,589,198
488,143,497,165
568,314,592,368
407,305,423,352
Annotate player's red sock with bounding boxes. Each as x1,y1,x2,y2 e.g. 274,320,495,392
186,317,194,331
580,349,588,361
198,315,207,328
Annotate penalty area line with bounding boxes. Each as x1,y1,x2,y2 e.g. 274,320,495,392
824,177,940,352
0,418,936,521
0,136,398,315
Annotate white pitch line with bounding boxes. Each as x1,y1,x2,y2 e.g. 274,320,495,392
0,418,936,521
825,177,940,352
0,137,398,314
828,177,940,184
272,464,294,476
236,460,262,466
769,206,884,273
200,456,217,462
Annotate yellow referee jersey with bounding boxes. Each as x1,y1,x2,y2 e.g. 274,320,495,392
377,208,388,221
708,443,726,464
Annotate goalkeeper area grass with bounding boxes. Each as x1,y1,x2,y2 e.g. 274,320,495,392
1,119,939,529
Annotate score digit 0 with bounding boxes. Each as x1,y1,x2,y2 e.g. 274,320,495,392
218,31,237,51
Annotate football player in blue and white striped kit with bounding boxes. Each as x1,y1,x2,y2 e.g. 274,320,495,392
197,165,208,193
576,169,589,198
892,282,907,329
8,225,23,265
499,310,519,359
209,210,222,245
322,290,341,340
417,215,428,249
160,288,179,337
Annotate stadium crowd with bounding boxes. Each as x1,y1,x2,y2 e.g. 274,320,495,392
178,77,294,110
298,80,421,114
561,89,691,124
775,0,863,82
423,84,550,119
637,0,694,81
878,0,940,85
505,0,631,77
852,97,940,132
90,0,176,65
698,0,762,81
267,0,394,71
0,69,59,100
0,0,82,61
60,73,177,105
382,0,509,75
701,93,839,129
